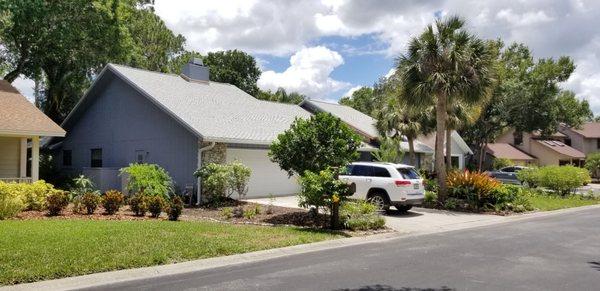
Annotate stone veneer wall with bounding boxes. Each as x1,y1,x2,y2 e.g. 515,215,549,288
201,142,227,164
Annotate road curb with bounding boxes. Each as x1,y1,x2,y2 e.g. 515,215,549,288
1,232,401,291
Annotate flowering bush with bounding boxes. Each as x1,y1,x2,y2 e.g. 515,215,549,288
447,170,501,210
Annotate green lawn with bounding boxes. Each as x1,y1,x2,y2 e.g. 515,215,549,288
528,194,600,211
0,220,342,285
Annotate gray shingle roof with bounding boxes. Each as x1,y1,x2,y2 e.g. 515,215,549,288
301,99,380,138
109,64,312,144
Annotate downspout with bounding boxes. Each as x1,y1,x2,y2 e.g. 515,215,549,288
197,141,216,205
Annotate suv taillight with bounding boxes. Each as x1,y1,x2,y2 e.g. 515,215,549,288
395,180,411,186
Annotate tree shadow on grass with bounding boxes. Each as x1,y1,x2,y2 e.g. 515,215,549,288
588,261,600,271
333,285,455,291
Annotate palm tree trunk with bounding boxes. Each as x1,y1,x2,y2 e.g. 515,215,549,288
478,142,487,172
435,94,448,201
408,136,416,166
445,129,452,171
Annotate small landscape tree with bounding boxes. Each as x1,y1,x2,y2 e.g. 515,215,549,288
269,112,361,177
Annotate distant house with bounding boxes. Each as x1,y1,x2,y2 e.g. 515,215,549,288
0,80,65,183
484,143,536,167
300,99,434,169
559,122,600,156
48,61,311,199
418,131,473,170
496,128,585,166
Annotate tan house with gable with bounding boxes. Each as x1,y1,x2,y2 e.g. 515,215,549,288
496,128,585,166
0,80,65,182
559,122,600,155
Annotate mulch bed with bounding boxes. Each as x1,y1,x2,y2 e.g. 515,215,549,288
12,199,393,236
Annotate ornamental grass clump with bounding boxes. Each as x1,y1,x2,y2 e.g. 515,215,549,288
446,170,501,210
102,190,124,215
340,200,385,231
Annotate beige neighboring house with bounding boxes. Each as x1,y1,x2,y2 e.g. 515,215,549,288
559,122,600,155
0,80,65,182
496,128,585,166
484,143,536,167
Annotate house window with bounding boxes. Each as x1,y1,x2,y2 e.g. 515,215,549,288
91,148,102,168
514,131,523,146
136,150,146,163
565,138,572,146
63,150,72,166
597,138,600,149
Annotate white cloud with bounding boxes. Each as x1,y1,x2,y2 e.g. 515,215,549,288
343,85,363,98
12,76,35,103
258,46,350,98
154,0,600,113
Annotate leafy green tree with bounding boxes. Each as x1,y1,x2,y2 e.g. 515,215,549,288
168,49,261,96
556,90,593,127
269,113,361,177
398,16,495,199
256,87,305,104
371,137,404,163
339,87,376,116
585,153,600,178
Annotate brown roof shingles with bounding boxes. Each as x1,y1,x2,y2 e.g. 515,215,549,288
534,139,585,158
0,80,65,137
485,143,536,160
569,122,600,138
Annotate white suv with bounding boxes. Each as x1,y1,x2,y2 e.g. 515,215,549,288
339,162,425,212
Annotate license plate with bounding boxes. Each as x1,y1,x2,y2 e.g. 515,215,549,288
413,183,419,189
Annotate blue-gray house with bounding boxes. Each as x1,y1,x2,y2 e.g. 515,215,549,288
49,61,311,200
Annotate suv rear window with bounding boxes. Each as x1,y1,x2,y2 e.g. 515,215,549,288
371,167,391,177
396,167,420,179
351,165,371,176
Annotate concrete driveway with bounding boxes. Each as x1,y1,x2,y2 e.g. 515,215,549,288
246,195,506,234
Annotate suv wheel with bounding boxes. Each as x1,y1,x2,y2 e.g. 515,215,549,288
368,193,390,212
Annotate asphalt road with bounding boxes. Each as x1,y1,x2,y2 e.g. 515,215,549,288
84,208,600,291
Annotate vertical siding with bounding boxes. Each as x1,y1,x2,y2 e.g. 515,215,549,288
59,74,198,192
0,137,19,178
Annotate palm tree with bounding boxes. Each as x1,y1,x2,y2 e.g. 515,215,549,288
445,102,481,170
374,93,433,166
397,16,495,201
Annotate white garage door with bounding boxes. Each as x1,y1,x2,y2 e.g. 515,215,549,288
226,148,300,198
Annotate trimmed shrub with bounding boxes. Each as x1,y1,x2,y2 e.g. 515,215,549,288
22,180,56,211
0,182,25,219
340,200,385,231
46,191,69,216
129,193,148,216
424,190,437,205
447,170,501,210
81,192,101,214
488,185,533,213
298,168,349,212
492,158,514,170
221,207,233,219
195,163,230,200
443,197,459,210
194,161,253,202
168,195,184,221
103,190,124,215
228,161,251,200
518,166,589,195
147,195,165,218
585,152,600,178
120,164,173,199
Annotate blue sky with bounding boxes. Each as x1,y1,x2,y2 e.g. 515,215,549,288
12,0,600,114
